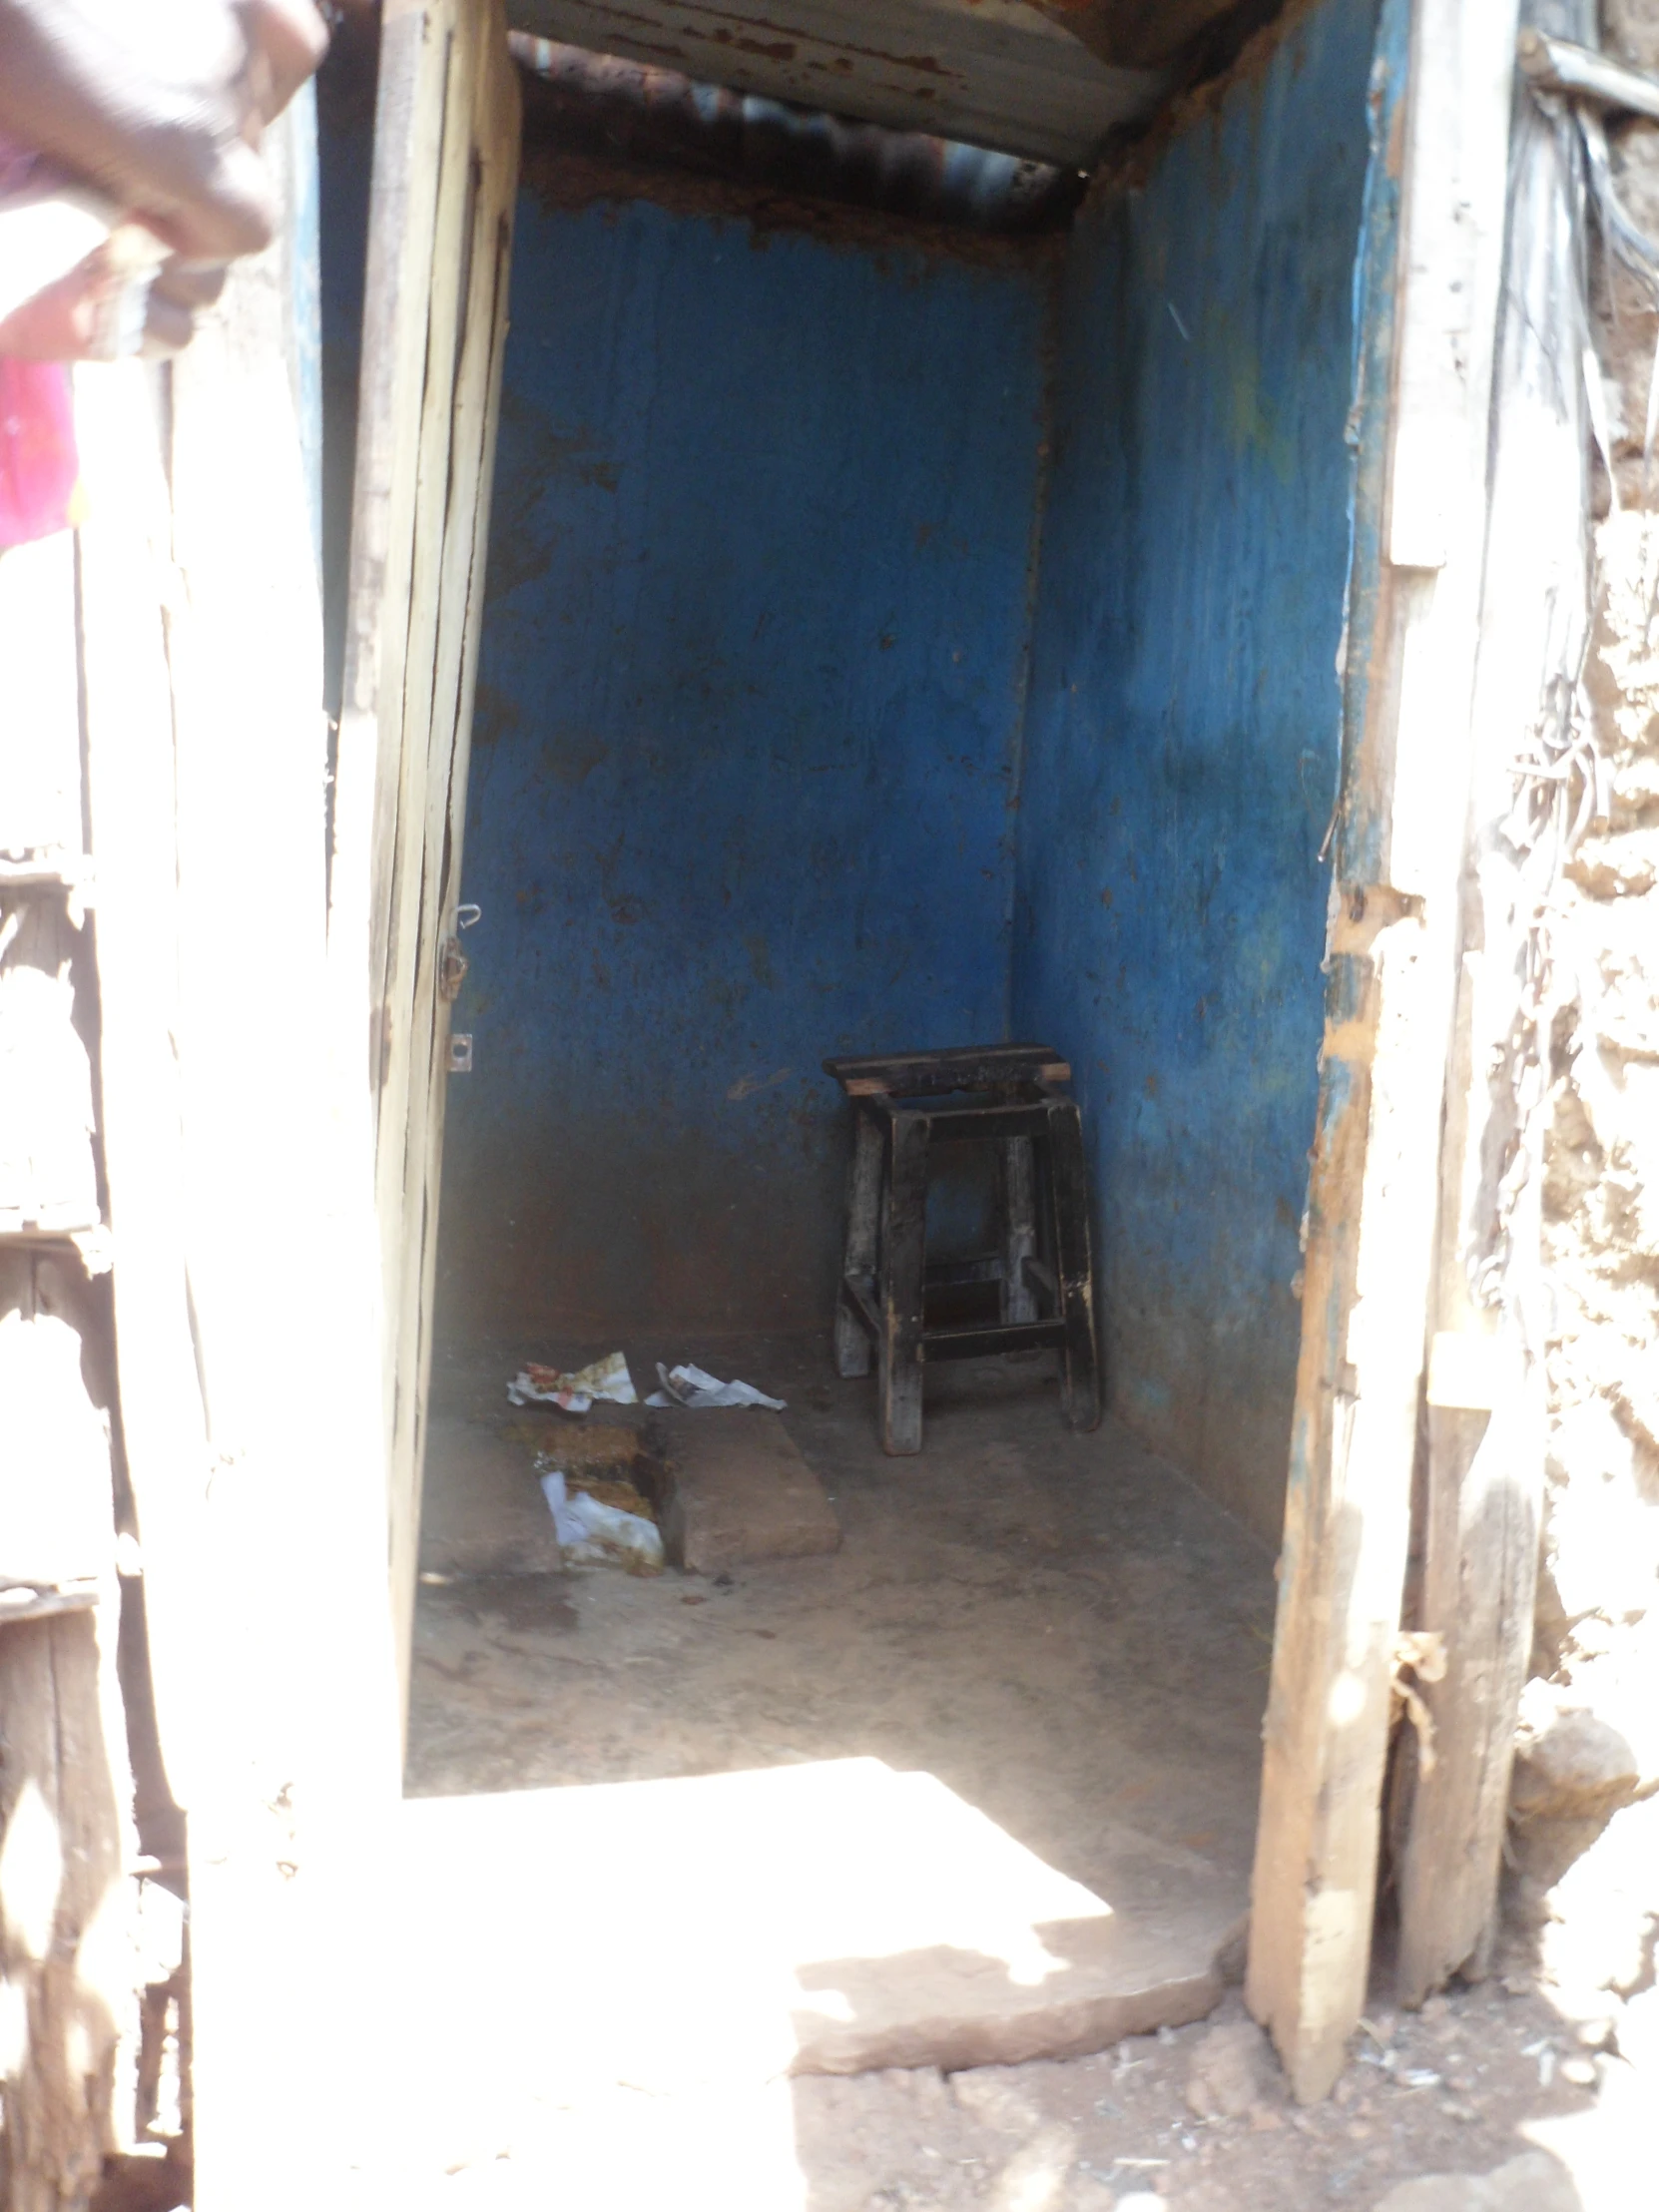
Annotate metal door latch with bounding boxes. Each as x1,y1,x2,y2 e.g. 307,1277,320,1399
448,1033,473,1074
438,936,469,1000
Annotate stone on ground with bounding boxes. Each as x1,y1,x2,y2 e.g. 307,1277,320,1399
1184,2017,1272,2118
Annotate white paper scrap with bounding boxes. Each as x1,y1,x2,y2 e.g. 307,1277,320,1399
539,1469,663,1572
645,1362,786,1411
508,1350,638,1412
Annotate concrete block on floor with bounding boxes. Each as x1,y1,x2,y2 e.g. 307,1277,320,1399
419,1414,563,1576
658,1408,839,1572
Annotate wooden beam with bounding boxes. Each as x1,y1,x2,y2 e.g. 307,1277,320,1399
1393,54,1589,2006
1246,0,1521,2102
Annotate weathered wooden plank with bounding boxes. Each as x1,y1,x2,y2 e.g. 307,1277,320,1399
75,356,213,1817
0,1605,138,2209
156,93,404,2209
0,1241,141,2203
878,1115,928,1453
82,99,404,2210
384,11,522,1688
372,0,475,1285
835,1112,883,1378
379,0,495,1698
335,0,520,1725
1393,59,1589,2005
333,0,456,1138
1246,0,1521,2102
826,1043,1071,1096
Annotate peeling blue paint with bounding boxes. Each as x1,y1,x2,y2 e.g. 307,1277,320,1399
1009,0,1382,1538
438,0,1384,1529
439,194,1049,1341
1284,0,1412,1546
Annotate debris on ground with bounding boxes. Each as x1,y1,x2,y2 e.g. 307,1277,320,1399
647,1360,786,1409
1371,2149,1581,2211
538,1465,664,1573
1183,2018,1273,2120
507,1350,637,1410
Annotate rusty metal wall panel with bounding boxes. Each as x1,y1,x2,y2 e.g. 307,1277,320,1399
437,187,1050,1345
1011,0,1382,1541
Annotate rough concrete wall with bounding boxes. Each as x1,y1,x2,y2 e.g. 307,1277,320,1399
437,180,1050,1347
1504,7,1659,2046
1010,0,1381,1543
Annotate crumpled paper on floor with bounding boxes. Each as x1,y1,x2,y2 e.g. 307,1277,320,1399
646,1362,786,1411
539,1467,663,1573
508,1351,638,1413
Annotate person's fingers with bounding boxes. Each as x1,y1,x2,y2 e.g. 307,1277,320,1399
152,257,229,313
0,244,229,361
128,135,276,264
140,287,197,355
238,0,329,125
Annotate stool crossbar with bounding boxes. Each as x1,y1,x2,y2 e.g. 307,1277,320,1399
823,1043,1102,1452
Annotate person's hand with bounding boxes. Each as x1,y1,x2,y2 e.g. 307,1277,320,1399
0,0,329,357
0,0,329,258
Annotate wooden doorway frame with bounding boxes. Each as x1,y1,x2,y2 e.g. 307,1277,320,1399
332,0,522,1737
1247,0,1540,2100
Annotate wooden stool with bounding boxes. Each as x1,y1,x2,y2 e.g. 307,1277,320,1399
823,1043,1102,1453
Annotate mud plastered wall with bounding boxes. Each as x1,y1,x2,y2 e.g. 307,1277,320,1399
1505,3,1659,2045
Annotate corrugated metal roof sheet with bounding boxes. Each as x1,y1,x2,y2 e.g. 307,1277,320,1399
512,35,1087,228
503,0,1173,164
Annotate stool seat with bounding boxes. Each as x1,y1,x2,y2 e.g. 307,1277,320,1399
824,1042,1101,1452
824,1042,1072,1098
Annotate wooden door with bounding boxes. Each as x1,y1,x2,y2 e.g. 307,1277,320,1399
334,0,521,1723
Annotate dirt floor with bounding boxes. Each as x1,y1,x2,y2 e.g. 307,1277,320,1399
784,1974,1625,2211
410,1338,1274,1935
385,1340,1642,2210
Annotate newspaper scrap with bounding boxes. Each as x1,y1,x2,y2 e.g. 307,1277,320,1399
646,1362,786,1411
539,1467,663,1573
507,1350,637,1413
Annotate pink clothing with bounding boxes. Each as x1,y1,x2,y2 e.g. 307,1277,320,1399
0,355,80,547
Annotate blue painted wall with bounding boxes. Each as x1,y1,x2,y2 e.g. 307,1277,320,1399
438,187,1050,1342
1010,0,1379,1538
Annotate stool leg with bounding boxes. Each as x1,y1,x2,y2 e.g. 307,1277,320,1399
1047,1100,1102,1431
834,1108,882,1379
878,1112,928,1453
999,1135,1038,1324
